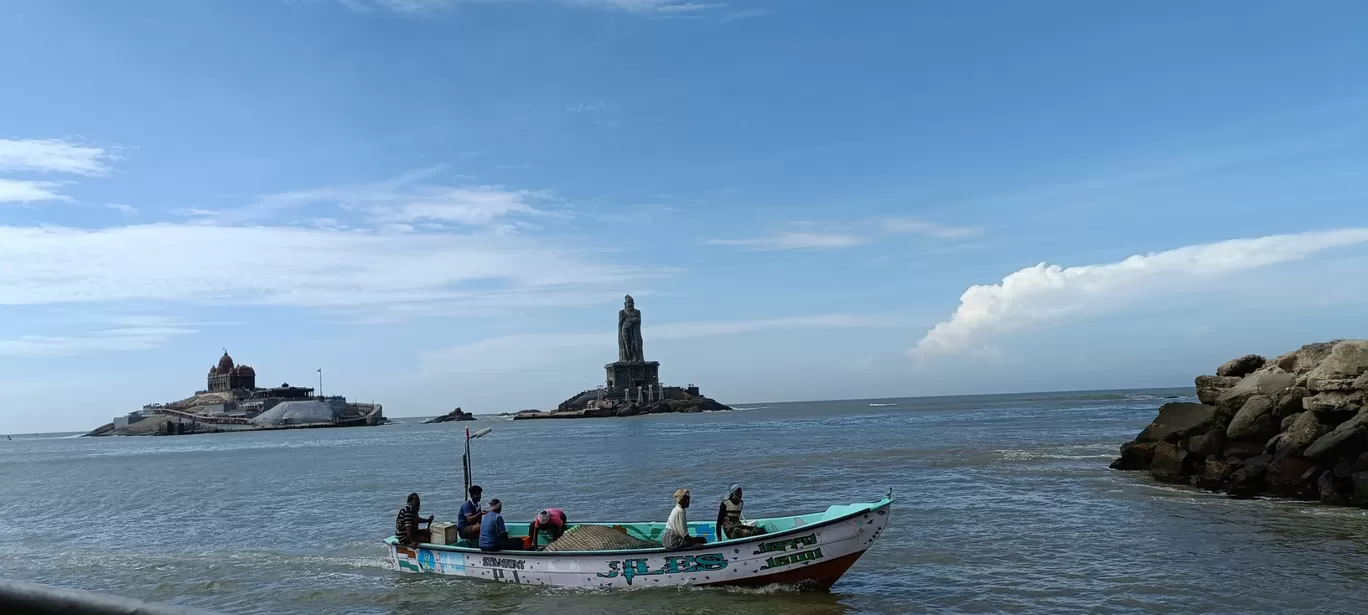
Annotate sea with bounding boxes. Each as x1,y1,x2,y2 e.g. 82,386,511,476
3,388,1368,615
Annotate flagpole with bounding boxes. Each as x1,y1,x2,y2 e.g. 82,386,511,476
317,368,323,399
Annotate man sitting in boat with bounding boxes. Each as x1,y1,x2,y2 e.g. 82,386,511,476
478,498,526,552
457,485,485,542
662,488,707,550
715,484,767,539
528,508,567,548
395,493,435,547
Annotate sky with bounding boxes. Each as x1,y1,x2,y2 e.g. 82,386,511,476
1,0,1367,433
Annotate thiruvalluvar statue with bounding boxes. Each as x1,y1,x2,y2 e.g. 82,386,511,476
618,294,644,362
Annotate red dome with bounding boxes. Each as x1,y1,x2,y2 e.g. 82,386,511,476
235,365,256,375
216,352,235,374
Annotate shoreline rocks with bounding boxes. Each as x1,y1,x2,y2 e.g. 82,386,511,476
1111,339,1368,507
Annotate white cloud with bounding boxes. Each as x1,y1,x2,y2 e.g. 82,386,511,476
105,203,138,215
420,313,906,373
707,231,867,251
880,218,981,239
0,326,196,357
911,228,1368,360
709,217,979,251
205,170,552,228
0,138,115,176
0,223,662,308
0,179,69,204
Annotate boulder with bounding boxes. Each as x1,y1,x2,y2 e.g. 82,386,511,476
1133,403,1220,444
1184,428,1225,459
1353,452,1368,474
646,402,671,414
1227,455,1271,498
1277,410,1324,458
1218,354,1266,378
1226,395,1277,440
615,404,642,418
694,397,730,411
423,408,476,424
1303,408,1368,460
1274,387,1307,418
1268,340,1340,374
1149,441,1189,483
1305,340,1368,388
1196,375,1240,406
1265,456,1317,498
1222,439,1266,461
1110,441,1156,471
1196,458,1233,491
1302,391,1365,414
1318,471,1350,505
1280,413,1299,431
1352,471,1368,508
1218,371,1295,410
1354,371,1368,390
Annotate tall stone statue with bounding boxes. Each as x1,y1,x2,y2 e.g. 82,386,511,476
618,294,644,362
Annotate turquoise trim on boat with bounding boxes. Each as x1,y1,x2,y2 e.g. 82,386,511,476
387,497,894,556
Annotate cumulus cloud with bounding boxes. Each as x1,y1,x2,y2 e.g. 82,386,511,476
911,228,1368,360
0,138,115,176
0,223,660,307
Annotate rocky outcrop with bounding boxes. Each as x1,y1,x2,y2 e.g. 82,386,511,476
515,388,731,420
1111,339,1368,507
423,407,475,424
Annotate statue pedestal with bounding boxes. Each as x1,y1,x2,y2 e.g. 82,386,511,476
605,361,660,392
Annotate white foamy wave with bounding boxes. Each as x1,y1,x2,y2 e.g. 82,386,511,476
996,449,1116,462
731,406,768,411
869,403,898,407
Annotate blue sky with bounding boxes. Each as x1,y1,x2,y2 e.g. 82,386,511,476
2,0,1367,432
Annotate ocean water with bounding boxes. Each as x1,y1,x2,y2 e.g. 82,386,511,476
3,388,1368,614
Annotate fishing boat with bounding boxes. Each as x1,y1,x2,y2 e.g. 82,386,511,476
384,427,893,589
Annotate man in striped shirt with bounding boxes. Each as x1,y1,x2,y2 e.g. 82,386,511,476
395,493,434,547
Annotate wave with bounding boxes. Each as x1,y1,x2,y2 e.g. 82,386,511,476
868,403,898,407
731,406,768,411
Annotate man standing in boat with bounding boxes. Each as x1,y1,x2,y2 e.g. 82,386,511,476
662,488,707,550
457,485,485,542
716,484,766,539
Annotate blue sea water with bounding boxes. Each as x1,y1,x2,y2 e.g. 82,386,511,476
2,388,1367,614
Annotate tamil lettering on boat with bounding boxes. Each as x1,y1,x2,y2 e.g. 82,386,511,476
596,553,728,586
759,546,824,570
753,532,817,554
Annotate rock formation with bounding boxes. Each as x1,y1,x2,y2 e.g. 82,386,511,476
1111,340,1368,507
423,407,476,424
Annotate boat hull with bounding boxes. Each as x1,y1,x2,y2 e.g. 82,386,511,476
387,499,891,589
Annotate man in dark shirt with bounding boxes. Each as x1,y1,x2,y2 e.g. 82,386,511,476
457,485,485,541
395,493,434,547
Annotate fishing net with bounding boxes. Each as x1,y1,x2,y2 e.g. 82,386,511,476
541,525,659,552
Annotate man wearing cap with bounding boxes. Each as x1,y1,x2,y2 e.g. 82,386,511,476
662,488,707,550
479,498,525,552
456,485,485,542
529,508,567,548
716,484,767,539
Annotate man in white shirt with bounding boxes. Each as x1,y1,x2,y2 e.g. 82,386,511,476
662,488,707,550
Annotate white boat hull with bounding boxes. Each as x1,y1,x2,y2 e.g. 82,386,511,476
387,498,892,589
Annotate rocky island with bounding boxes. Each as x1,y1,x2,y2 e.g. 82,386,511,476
514,295,730,420
1111,339,1368,506
423,408,475,423
84,351,385,437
